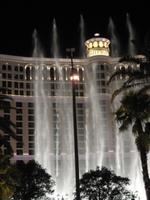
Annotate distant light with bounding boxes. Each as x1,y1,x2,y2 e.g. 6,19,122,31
94,33,100,37
70,74,79,81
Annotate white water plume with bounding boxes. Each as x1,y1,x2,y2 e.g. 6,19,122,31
85,63,105,170
108,17,121,57
79,15,86,58
126,13,137,56
33,30,55,177
50,19,75,198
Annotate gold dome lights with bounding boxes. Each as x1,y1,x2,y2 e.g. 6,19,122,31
85,33,110,57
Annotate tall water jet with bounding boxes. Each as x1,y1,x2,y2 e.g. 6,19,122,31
108,17,121,57
79,14,86,58
51,19,75,198
126,13,137,56
85,63,105,170
33,29,54,177
33,24,146,199
51,18,60,59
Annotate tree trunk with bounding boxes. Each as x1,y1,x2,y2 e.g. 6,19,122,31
139,149,150,200
136,120,150,200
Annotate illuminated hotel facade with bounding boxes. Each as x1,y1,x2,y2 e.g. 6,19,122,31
0,34,139,175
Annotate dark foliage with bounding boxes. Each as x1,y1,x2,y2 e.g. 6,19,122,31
12,160,55,200
0,90,16,155
76,166,137,200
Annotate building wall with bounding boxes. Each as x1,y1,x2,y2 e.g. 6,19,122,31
0,54,117,173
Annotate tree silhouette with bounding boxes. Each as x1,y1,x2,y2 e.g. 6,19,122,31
12,160,55,200
76,166,137,200
115,90,150,200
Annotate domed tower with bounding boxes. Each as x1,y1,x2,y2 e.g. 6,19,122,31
84,33,111,94
84,34,115,171
85,33,110,57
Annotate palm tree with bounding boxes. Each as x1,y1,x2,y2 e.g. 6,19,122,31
115,89,150,200
0,89,17,199
0,92,16,155
0,153,18,200
108,55,150,101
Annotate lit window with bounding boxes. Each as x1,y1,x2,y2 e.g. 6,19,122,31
104,42,108,47
93,41,98,47
99,41,103,47
89,43,93,48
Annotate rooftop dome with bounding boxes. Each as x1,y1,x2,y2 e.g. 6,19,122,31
85,33,110,57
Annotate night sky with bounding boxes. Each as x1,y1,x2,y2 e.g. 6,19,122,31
0,0,149,58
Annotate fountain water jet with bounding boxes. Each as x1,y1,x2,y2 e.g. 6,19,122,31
126,13,137,56
108,17,121,57
33,19,146,200
85,63,105,170
34,20,75,198
33,29,55,177
51,19,75,197
79,15,86,58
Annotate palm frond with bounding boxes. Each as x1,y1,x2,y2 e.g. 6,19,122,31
0,137,13,155
118,118,132,132
119,55,143,64
137,85,150,96
107,69,136,86
0,117,16,139
111,84,134,102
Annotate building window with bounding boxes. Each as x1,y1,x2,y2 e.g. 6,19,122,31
2,65,6,70
20,66,24,72
14,66,18,71
16,115,23,121
50,68,54,80
14,82,18,88
14,90,19,95
28,116,34,121
17,149,23,155
29,129,34,135
101,73,105,79
28,102,34,108
8,81,12,88
16,129,23,135
8,65,11,70
26,67,30,80
28,109,34,114
20,75,24,80
2,73,6,79
29,136,34,141
29,143,34,148
28,122,34,128
20,91,24,95
17,142,23,148
20,83,24,88
16,122,23,127
8,74,12,79
26,91,30,96
14,74,18,79
26,83,30,89
101,80,106,86
16,102,22,107
2,81,6,87
16,136,22,141
29,149,34,155
101,65,104,70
